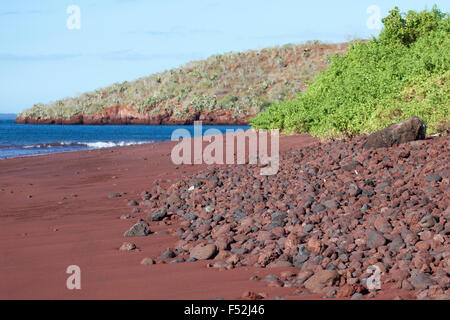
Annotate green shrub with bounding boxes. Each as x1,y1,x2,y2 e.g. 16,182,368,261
137,96,160,113
251,6,449,137
378,6,447,46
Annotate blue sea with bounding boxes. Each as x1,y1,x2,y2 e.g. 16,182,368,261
0,120,250,160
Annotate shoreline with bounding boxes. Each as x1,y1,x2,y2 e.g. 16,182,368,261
0,131,444,300
0,141,155,161
0,142,152,160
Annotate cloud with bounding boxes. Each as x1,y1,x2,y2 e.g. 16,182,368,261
0,53,82,61
98,50,200,61
0,50,201,62
132,26,222,37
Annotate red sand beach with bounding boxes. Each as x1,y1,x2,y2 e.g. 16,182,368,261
0,134,322,300
1,130,440,300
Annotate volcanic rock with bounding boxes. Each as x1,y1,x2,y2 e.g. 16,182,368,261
411,273,437,290
189,244,217,260
108,193,121,199
119,242,136,251
304,270,340,293
134,134,449,299
141,258,155,265
148,207,167,221
159,249,176,259
123,220,151,237
367,230,386,249
419,215,437,228
363,116,426,149
127,200,139,206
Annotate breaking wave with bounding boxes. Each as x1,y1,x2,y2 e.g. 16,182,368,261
1,141,151,150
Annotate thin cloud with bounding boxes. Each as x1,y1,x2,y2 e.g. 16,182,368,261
0,51,201,62
99,50,200,61
0,53,82,61
133,26,222,37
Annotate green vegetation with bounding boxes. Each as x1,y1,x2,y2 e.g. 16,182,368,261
19,42,348,120
251,6,449,137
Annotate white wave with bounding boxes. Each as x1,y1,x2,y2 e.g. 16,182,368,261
19,141,151,150
82,141,151,149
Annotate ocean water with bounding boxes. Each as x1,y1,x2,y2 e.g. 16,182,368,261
0,120,250,159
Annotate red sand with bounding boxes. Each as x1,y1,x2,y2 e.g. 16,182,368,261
0,134,413,300
0,134,316,299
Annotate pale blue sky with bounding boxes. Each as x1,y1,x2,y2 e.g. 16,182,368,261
0,0,448,113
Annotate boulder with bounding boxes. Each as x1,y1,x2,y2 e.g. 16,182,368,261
363,116,426,149
189,244,217,260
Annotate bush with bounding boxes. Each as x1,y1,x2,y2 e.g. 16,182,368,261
251,6,449,137
137,96,159,113
378,6,447,46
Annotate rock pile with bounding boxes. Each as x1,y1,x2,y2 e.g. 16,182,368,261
129,134,449,299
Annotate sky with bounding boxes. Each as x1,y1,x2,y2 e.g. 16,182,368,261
0,0,448,114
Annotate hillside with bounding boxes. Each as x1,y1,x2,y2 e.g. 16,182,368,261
16,42,349,125
251,6,449,137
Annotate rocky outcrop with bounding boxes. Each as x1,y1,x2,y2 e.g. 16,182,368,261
363,116,427,149
14,105,250,125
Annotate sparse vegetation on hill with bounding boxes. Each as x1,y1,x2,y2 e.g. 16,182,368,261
18,42,349,122
251,6,449,137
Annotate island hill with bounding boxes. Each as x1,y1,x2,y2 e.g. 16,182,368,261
15,42,350,125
